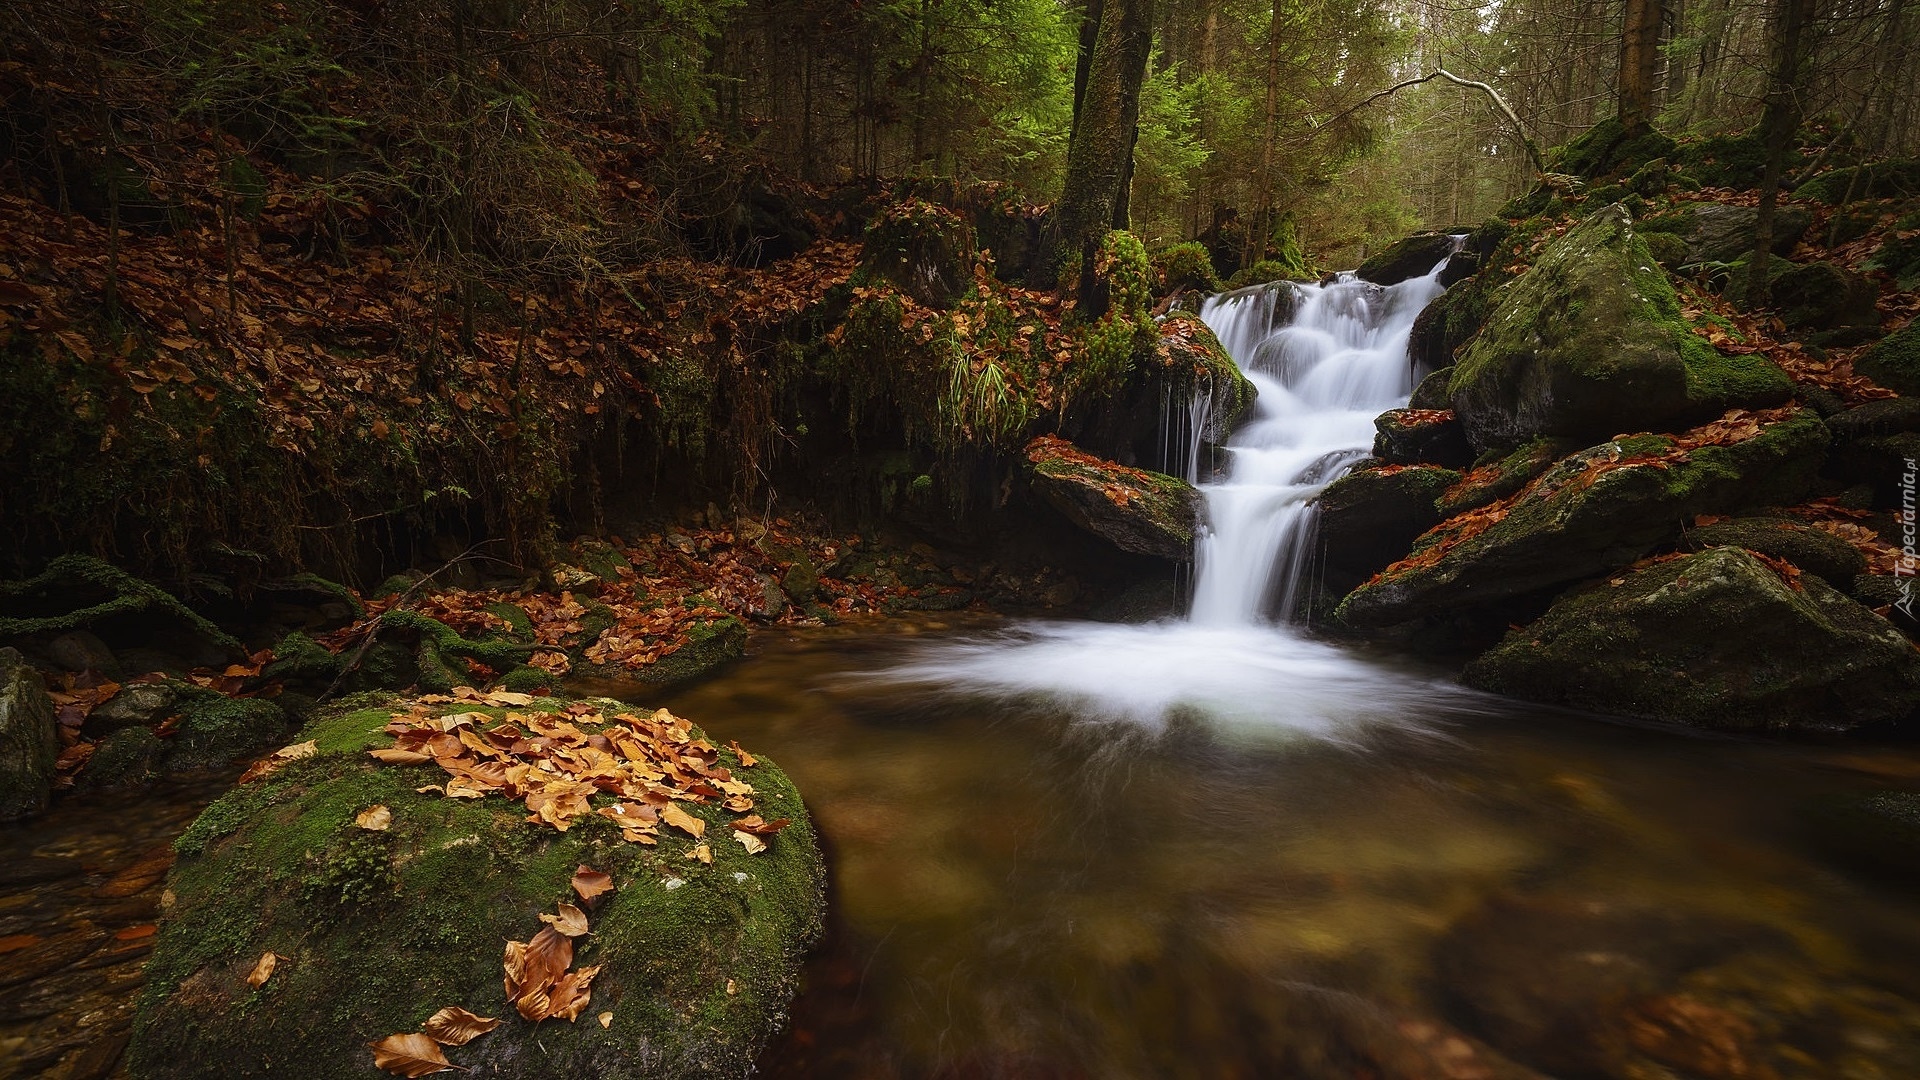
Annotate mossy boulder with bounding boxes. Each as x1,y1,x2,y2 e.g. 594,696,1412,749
1463,546,1920,731
1771,260,1880,335
1410,367,1454,410
1680,516,1867,586
0,648,59,821
1153,240,1224,295
1059,312,1255,474
1654,201,1812,268
1448,204,1792,451
1310,464,1462,602
1373,409,1474,468
1025,436,1199,560
129,693,826,1080
79,725,165,793
1548,118,1677,180
630,616,749,689
1155,312,1257,444
1795,160,1920,205
1435,437,1577,517
1356,232,1458,286
858,199,977,309
1336,411,1829,628
1408,277,1495,372
167,686,291,770
1857,325,1920,396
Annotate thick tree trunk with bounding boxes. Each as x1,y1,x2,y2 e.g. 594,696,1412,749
1618,0,1665,129
1051,0,1155,312
1746,0,1818,310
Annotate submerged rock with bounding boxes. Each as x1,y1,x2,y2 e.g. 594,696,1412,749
1337,410,1828,629
1463,546,1920,731
1026,435,1199,560
1356,232,1458,286
130,693,826,1080
0,648,60,821
1448,204,1792,450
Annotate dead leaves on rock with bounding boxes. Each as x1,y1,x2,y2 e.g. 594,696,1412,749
570,865,613,905
355,804,393,831
238,740,317,784
421,1007,501,1046
369,1033,462,1077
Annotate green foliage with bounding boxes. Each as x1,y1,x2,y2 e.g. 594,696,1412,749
1069,231,1157,397
1128,60,1213,244
1154,241,1223,294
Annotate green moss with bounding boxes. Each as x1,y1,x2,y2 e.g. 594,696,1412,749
1795,159,1920,205
1152,241,1222,294
483,601,535,637
132,694,826,1080
168,687,290,771
498,664,556,692
1857,325,1920,395
0,554,240,651
1548,118,1676,180
380,610,534,671
1673,131,1789,190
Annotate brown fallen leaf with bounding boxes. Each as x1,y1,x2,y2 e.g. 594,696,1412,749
730,814,792,835
371,747,435,765
732,829,767,854
546,964,602,1022
356,805,393,831
421,1006,500,1047
571,866,613,904
539,903,590,937
247,951,283,988
660,803,705,839
597,1011,614,1029
484,690,535,707
369,1033,462,1076
504,927,575,1019
727,740,757,767
239,741,319,784
687,842,713,864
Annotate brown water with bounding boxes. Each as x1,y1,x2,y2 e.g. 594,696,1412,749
659,615,1920,1080
11,616,1920,1079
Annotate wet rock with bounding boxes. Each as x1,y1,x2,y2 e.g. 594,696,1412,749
745,573,790,621
1373,409,1474,468
1025,435,1199,560
1667,201,1813,266
1805,790,1920,884
84,681,178,735
1826,396,1920,440
1680,515,1867,586
1064,311,1257,467
1338,411,1828,629
44,631,121,677
1409,367,1453,410
620,615,749,690
0,647,60,821
1434,891,1771,1075
1464,546,1920,731
1357,232,1458,286
1088,577,1180,622
1856,325,1920,397
131,693,826,1080
1434,437,1575,517
78,727,166,793
1448,205,1793,451
1311,464,1461,598
1438,250,1480,288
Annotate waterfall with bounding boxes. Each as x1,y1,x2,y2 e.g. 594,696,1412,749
1189,259,1453,625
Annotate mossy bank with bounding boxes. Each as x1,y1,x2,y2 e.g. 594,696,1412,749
128,693,827,1080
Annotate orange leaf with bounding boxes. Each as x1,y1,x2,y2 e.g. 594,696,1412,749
539,903,590,938
571,865,613,904
421,1006,500,1047
247,951,282,988
660,803,705,839
368,1033,462,1076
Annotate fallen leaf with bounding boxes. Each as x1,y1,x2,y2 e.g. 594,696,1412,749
371,748,434,765
732,829,767,854
660,803,705,839
687,842,713,864
369,1033,461,1076
421,1006,500,1046
571,865,613,904
597,1011,614,1029
247,951,282,988
539,903,590,937
356,805,393,831
727,740,757,767
730,814,791,835
485,690,536,707
239,740,319,783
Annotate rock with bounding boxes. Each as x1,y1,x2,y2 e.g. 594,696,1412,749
84,681,179,735
1805,790,1920,884
1668,201,1812,266
1641,229,1691,270
1409,366,1453,410
1356,232,1458,286
44,630,121,676
1087,577,1180,622
78,727,165,793
1435,891,1777,1076
1464,546,1920,731
165,689,289,771
1064,311,1256,468
622,616,749,689
1795,159,1920,204
129,693,826,1080
0,648,60,821
1448,204,1793,451
1772,260,1880,333
1372,409,1474,468
1435,437,1576,517
745,574,789,621
858,199,975,309
1549,118,1677,179
1337,410,1829,628
1858,325,1920,396
1407,278,1493,373
1437,250,1481,288
1827,396,1920,440
772,549,819,603
1311,464,1461,601
1025,435,1199,560
1680,515,1868,585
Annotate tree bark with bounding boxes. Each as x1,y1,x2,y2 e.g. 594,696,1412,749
1050,0,1154,312
1618,0,1666,129
1746,0,1818,310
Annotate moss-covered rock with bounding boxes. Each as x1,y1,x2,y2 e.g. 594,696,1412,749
624,616,749,690
1448,204,1792,451
1680,516,1868,586
1435,437,1578,517
1356,232,1458,286
79,725,165,793
129,693,826,1080
1409,367,1454,410
1771,260,1880,334
1061,310,1255,470
1463,546,1920,731
1794,159,1920,205
1672,131,1784,190
857,199,977,309
1372,409,1474,468
1310,464,1462,604
0,647,59,821
167,687,290,771
1025,435,1199,560
1152,240,1223,295
1548,118,1677,180
1336,411,1829,628
1857,325,1920,396
1641,201,1812,269
0,554,242,659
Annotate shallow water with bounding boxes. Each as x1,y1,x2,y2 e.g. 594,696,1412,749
654,615,1920,1080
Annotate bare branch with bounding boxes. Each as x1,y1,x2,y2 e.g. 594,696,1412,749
1320,69,1547,173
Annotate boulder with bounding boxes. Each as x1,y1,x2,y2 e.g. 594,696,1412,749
1336,410,1829,629
1548,118,1677,179
1311,465,1461,599
0,648,60,821
1680,516,1868,586
1771,260,1880,335
1356,232,1458,286
616,616,749,690
130,693,826,1080
1408,367,1453,410
1795,159,1920,205
44,629,121,676
1372,409,1473,468
85,680,179,735
1407,278,1494,373
1826,396,1920,440
1857,325,1920,396
1448,204,1793,450
1436,437,1577,517
1060,311,1256,469
166,689,290,771
1464,546,1920,731
78,726,165,793
1026,435,1200,560
1667,201,1812,266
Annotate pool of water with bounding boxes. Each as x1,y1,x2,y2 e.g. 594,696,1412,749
654,614,1920,1080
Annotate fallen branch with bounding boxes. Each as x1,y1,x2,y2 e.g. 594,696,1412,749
1321,69,1546,174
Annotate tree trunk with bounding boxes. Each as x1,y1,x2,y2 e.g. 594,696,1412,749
1050,0,1155,313
1745,0,1818,310
1618,0,1665,129
1247,0,1283,272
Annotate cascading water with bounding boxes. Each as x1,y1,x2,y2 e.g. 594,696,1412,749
1191,259,1453,625
864,248,1484,736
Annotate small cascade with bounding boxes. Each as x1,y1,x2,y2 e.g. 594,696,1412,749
1191,258,1454,624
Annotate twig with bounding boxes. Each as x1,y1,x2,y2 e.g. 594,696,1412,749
1319,69,1546,173
314,541,499,704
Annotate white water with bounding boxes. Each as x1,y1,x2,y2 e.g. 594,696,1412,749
864,253,1481,735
